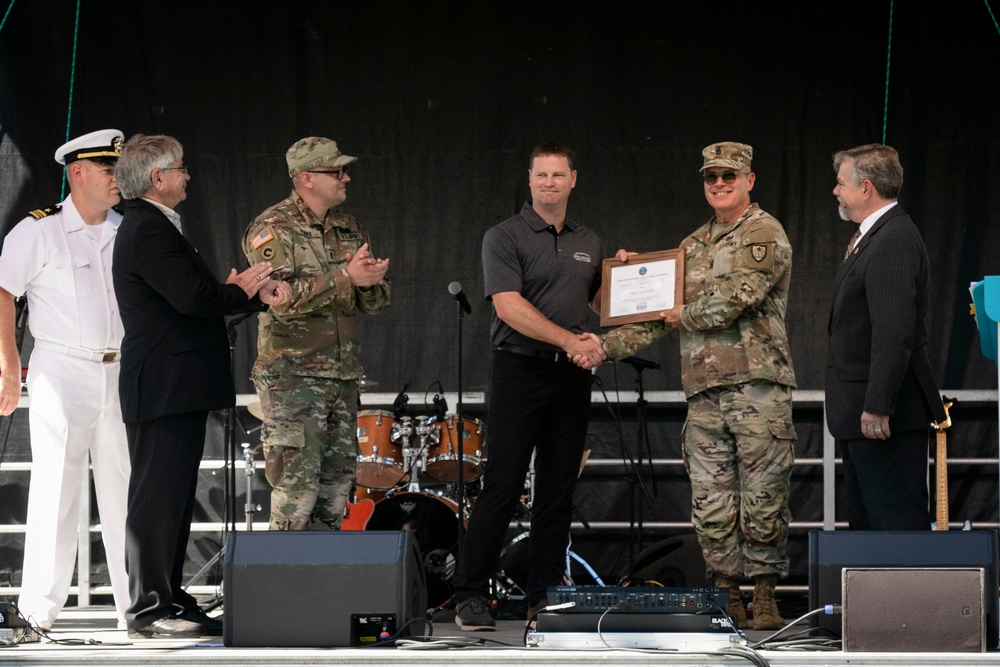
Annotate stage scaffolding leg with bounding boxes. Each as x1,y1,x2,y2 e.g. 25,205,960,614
823,403,836,531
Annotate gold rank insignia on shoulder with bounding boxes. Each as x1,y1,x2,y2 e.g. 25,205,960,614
751,243,768,262
28,204,61,220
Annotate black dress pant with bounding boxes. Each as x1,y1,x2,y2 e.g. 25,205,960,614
124,411,209,630
454,351,592,606
840,428,930,531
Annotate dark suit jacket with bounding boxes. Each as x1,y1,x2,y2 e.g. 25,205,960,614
825,203,945,440
113,198,259,422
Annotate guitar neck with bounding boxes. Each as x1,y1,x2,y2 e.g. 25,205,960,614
934,429,949,530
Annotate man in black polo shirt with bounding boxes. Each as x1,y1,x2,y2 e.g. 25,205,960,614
454,143,606,631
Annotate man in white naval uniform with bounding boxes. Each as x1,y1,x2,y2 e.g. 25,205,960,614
0,129,131,631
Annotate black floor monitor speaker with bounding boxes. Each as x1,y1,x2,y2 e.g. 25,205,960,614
808,530,999,649
223,530,427,647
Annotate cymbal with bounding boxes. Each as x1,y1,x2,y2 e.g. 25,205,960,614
246,401,264,421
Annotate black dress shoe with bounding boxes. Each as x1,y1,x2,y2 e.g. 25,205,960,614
128,616,204,639
180,607,223,635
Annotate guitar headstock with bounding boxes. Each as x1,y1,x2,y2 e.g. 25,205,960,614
932,396,955,431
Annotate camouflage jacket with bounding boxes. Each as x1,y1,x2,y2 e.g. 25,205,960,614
602,203,796,398
243,191,390,379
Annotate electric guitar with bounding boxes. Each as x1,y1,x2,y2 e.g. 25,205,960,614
931,397,961,531
341,498,375,531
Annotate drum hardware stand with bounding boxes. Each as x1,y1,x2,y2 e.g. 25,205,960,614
184,442,259,612
243,443,261,531
404,416,431,492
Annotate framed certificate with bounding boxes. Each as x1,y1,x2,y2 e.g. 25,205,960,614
600,249,685,327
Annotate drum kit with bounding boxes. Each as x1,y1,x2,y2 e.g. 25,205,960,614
352,409,485,610
249,384,598,613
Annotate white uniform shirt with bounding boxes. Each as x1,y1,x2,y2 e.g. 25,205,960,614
0,194,124,351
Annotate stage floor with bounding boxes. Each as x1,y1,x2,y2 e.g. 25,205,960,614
2,605,1000,667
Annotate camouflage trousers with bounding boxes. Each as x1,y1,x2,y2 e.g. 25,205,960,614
682,380,795,580
254,372,359,530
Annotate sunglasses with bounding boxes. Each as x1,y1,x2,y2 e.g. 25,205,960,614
306,166,349,181
702,171,743,185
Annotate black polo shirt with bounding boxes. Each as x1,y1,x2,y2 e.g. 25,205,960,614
482,201,604,350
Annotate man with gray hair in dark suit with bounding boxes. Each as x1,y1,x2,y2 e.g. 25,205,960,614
113,133,290,639
826,143,946,531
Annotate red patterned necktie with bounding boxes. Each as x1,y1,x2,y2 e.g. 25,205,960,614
843,229,861,261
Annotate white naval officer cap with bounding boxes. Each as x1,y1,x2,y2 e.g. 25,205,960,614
54,129,124,166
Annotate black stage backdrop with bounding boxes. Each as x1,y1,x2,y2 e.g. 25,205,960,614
1,1,999,596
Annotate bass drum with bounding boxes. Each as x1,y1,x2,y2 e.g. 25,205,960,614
366,492,466,611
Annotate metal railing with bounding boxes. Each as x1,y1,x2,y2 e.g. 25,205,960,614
0,388,996,598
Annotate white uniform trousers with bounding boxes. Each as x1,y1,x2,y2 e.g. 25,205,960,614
17,346,131,628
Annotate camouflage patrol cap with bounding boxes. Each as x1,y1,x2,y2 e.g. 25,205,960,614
286,137,358,178
700,141,753,172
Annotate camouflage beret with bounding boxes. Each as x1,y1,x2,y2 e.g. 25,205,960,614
286,137,358,177
700,141,753,172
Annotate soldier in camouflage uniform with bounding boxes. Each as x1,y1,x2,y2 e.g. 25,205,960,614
243,137,390,531
596,142,796,631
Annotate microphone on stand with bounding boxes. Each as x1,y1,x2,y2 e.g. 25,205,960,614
448,281,472,314
433,393,449,421
392,381,410,419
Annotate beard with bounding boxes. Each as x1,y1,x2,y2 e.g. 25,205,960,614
837,204,851,221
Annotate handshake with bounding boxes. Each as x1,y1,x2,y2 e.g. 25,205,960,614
566,332,606,370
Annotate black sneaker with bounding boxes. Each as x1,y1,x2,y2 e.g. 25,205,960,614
455,596,495,631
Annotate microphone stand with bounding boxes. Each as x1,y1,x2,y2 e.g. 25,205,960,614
185,311,255,604
454,297,467,565
619,356,660,574
591,372,653,578
225,311,255,531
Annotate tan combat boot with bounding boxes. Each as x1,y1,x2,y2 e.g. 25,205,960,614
714,575,747,629
751,574,784,631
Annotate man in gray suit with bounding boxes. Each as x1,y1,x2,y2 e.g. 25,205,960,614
826,143,945,530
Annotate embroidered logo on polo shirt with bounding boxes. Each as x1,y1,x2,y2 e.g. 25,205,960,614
573,252,592,263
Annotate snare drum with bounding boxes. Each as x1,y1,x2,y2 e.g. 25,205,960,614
425,415,484,483
356,410,408,489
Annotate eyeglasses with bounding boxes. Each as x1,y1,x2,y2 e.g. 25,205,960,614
161,165,189,175
702,171,742,185
306,166,349,181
